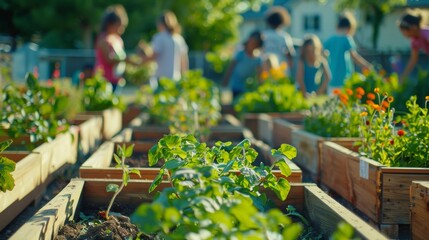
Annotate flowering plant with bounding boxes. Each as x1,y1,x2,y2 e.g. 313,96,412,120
303,87,365,137
357,89,429,167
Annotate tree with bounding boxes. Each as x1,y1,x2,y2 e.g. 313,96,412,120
335,0,406,50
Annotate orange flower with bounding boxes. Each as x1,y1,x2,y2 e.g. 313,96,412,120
379,69,386,77
339,93,349,104
260,71,269,80
367,93,376,100
332,88,341,95
374,88,380,93
387,96,394,103
426,96,429,101
366,100,374,105
360,111,368,117
397,129,405,137
362,68,370,77
356,87,365,96
346,89,353,96
372,103,380,111
382,100,389,108
356,94,362,99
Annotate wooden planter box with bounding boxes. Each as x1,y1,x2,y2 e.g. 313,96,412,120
243,112,305,142
71,115,103,161
125,113,253,143
0,152,42,231
291,130,357,182
77,108,122,140
79,140,302,183
122,104,142,127
321,142,429,238
11,179,386,240
272,118,303,148
410,181,429,240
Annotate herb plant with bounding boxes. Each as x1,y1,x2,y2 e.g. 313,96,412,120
131,134,303,238
0,139,15,192
104,144,141,219
82,73,125,112
1,73,69,149
358,92,429,167
304,88,364,137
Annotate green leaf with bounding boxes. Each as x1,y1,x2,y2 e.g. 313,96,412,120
125,144,134,158
149,168,165,193
113,154,121,165
54,96,69,113
106,184,119,193
275,160,292,177
0,139,12,152
129,169,141,177
123,172,130,186
148,145,159,167
275,178,291,201
275,144,297,160
164,135,181,148
131,203,163,234
0,156,16,192
220,159,235,175
164,159,184,170
25,73,39,89
282,223,303,240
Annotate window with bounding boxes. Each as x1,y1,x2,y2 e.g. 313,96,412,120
304,15,320,32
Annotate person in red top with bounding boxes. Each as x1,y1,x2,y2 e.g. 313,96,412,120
95,5,128,91
398,11,429,83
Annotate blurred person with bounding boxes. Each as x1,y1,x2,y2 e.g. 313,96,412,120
296,34,331,96
398,10,429,83
262,6,295,75
324,12,373,93
94,4,128,92
141,10,188,88
222,31,264,100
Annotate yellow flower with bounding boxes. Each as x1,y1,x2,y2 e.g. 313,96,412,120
362,68,370,77
374,88,380,93
360,111,368,117
260,71,269,80
426,96,429,101
387,96,394,103
280,62,288,71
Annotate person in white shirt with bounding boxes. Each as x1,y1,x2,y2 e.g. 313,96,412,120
262,6,296,75
141,11,189,85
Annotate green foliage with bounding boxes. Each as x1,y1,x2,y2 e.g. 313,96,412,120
1,73,70,149
234,78,308,114
82,74,125,112
358,94,429,167
132,134,301,238
140,70,221,140
304,89,364,138
105,143,141,219
124,54,155,86
0,139,15,192
393,68,429,114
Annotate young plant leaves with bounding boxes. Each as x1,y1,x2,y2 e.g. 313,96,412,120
106,184,119,193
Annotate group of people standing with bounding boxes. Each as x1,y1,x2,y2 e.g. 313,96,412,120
94,5,188,92
223,7,429,100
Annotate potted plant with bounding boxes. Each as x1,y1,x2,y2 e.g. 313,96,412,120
320,92,429,238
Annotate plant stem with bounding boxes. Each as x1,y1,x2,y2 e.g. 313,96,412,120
106,154,126,219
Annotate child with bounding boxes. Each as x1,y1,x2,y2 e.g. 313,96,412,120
398,11,429,83
324,12,373,93
223,31,264,100
263,6,295,74
94,4,128,92
296,34,331,96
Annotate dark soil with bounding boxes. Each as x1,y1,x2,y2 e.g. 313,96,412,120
110,152,164,168
55,216,139,240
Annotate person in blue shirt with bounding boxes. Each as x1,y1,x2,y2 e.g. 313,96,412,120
324,12,373,94
223,31,264,100
296,34,331,97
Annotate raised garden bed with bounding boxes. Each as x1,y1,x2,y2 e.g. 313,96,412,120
79,140,303,183
286,129,358,182
10,179,386,240
76,108,122,140
70,115,103,161
0,152,42,231
272,118,304,148
320,141,429,238
242,112,305,143
122,104,142,127
410,181,429,240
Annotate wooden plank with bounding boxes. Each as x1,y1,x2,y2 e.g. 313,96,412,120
0,153,42,230
122,104,142,127
75,115,102,158
80,141,114,168
411,181,429,240
243,114,260,139
303,185,387,240
102,108,122,140
320,141,382,223
111,128,133,142
272,119,302,148
10,179,84,240
258,113,306,146
291,130,322,179
381,173,429,224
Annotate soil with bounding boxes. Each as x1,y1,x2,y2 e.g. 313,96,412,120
109,152,164,168
55,216,139,240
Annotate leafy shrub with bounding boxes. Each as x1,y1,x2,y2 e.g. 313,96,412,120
1,73,69,148
82,74,125,112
